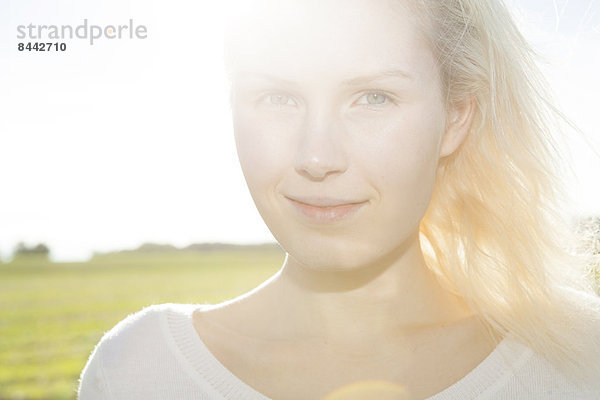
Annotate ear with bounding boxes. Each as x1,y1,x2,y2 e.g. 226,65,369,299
439,96,475,158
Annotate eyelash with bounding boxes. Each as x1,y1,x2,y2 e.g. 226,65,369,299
356,92,395,106
256,91,397,110
259,93,297,108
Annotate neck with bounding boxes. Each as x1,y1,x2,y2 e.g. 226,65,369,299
260,231,474,347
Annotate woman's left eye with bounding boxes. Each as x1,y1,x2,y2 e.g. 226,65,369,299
355,92,391,106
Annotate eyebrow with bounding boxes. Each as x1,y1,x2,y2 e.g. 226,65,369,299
341,68,415,86
237,68,415,87
238,72,297,86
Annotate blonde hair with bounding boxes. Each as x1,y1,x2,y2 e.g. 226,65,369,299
412,0,600,385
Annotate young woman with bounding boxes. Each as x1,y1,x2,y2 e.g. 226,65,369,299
78,0,600,398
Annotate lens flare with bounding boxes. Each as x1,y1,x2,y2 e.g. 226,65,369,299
322,379,408,400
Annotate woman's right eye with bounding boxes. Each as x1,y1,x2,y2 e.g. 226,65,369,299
259,93,297,108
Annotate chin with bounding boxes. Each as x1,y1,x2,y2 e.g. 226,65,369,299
282,236,389,272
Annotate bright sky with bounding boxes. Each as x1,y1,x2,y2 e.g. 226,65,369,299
0,0,599,262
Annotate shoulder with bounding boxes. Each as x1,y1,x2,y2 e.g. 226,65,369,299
101,303,195,339
562,287,600,337
559,288,600,381
77,303,198,399
88,302,197,359
509,344,598,398
524,288,600,395
88,303,191,354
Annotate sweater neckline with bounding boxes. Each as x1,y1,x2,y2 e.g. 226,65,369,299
163,303,533,400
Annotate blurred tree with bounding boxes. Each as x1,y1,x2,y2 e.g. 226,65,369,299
135,243,178,252
13,242,50,258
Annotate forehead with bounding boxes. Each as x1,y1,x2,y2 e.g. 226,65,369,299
227,0,436,86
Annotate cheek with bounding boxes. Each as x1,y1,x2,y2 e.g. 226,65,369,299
349,103,445,241
233,108,295,193
352,104,444,193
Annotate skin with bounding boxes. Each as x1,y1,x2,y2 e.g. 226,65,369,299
194,0,495,398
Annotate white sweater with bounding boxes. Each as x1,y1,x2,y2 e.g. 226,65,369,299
78,302,598,399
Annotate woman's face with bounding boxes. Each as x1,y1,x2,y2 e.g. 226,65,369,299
231,0,451,270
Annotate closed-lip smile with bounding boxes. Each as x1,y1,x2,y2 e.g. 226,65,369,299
284,196,368,223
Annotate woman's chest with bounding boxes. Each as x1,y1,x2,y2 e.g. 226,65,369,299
193,314,495,400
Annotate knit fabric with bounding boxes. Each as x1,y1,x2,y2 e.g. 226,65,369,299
78,302,598,399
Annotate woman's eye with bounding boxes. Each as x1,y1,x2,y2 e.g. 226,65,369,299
356,92,390,106
261,94,297,107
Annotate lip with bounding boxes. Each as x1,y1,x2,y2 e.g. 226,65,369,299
284,196,368,223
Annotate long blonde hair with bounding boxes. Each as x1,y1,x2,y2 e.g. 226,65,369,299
413,0,600,385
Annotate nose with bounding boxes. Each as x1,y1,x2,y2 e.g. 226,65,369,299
294,110,348,180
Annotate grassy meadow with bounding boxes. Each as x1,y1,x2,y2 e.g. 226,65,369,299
1,240,597,400
0,249,285,400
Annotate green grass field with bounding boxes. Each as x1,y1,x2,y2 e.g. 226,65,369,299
0,249,284,400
